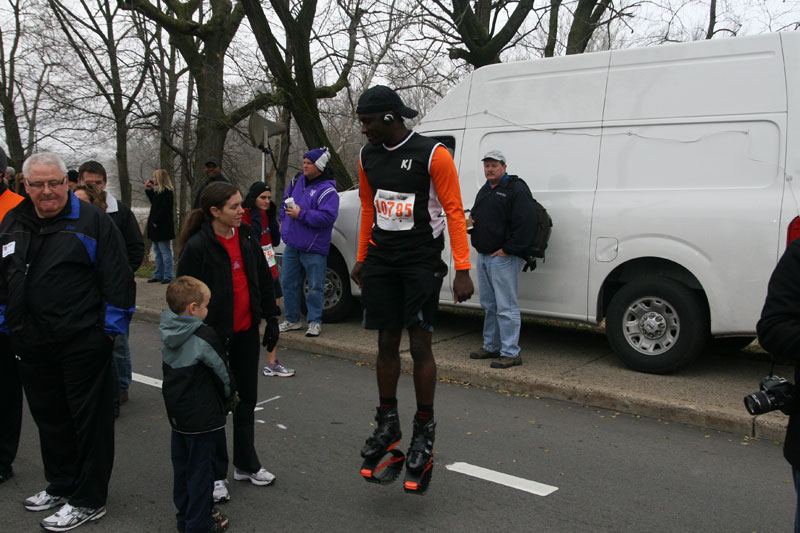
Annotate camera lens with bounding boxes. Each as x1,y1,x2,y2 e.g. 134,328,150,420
744,391,772,416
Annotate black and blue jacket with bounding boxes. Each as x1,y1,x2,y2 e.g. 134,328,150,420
161,309,232,434
0,192,135,354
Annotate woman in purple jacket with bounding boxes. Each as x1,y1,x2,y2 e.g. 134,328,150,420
278,147,339,338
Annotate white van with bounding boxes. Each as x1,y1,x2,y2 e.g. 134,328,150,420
320,32,800,373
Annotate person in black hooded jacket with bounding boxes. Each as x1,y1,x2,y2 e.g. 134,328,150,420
757,238,800,532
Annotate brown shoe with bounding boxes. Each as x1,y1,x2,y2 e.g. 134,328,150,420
490,356,522,369
119,391,129,404
469,348,500,360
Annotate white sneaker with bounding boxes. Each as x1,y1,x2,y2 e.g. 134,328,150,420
234,467,275,486
263,360,296,377
23,490,69,512
213,479,230,503
278,320,303,332
40,503,106,532
305,322,321,337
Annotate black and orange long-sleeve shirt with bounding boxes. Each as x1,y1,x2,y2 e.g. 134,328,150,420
357,131,471,271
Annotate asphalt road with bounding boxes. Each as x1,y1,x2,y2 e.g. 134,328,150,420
0,318,795,532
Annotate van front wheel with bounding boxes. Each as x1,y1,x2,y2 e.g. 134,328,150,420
606,278,708,374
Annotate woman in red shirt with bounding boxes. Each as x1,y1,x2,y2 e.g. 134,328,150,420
177,182,280,503
242,182,294,378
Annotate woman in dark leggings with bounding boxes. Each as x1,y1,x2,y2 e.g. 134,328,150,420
177,182,280,503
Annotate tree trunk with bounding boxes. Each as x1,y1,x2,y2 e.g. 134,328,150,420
192,52,228,191
545,0,562,58
115,119,132,205
706,0,717,40
1,103,25,169
178,72,195,234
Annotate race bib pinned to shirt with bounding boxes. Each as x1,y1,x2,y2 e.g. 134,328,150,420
374,189,415,232
262,244,276,268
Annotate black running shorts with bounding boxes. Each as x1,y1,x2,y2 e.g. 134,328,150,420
361,241,448,332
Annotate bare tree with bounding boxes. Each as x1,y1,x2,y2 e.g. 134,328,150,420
420,0,541,67
240,0,364,190
47,0,153,204
0,0,59,168
119,0,282,195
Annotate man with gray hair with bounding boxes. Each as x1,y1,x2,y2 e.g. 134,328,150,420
0,152,134,531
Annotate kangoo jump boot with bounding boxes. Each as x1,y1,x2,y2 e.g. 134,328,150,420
360,406,404,484
403,417,436,494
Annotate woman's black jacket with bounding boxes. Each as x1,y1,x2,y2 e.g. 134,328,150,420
145,188,175,242
176,222,279,343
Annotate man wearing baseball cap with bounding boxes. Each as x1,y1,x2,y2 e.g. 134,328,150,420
193,156,231,209
468,150,538,369
351,85,473,493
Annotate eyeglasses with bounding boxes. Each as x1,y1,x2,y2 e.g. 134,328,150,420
26,177,66,190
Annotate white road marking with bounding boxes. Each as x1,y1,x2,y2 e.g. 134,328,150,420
133,375,278,414
445,462,558,496
257,396,281,406
132,372,162,389
256,420,266,424
276,424,287,430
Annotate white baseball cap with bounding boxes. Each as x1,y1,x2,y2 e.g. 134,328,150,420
481,149,506,163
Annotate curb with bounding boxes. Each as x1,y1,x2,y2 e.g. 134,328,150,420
132,305,786,442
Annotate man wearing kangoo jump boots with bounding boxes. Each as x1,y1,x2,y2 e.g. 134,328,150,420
350,86,474,494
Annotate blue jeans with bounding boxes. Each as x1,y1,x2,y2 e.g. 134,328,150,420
113,333,132,393
153,240,174,281
478,253,525,358
281,245,327,324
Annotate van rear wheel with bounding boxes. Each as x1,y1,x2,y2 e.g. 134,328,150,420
606,278,709,374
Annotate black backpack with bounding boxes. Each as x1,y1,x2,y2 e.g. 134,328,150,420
507,175,553,272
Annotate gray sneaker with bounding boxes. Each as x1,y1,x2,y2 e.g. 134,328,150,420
23,490,69,512
233,467,275,486
40,503,106,531
263,360,296,377
279,320,303,332
305,322,321,337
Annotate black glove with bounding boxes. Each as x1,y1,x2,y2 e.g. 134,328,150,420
225,391,240,414
262,316,279,352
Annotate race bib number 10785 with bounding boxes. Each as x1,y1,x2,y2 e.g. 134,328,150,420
374,189,415,232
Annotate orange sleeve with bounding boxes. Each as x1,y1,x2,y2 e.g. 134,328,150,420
356,159,375,263
430,145,471,271
0,190,23,222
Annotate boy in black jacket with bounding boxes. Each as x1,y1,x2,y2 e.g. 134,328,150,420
161,276,237,533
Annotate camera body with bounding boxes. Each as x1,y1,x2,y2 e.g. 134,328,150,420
744,375,795,416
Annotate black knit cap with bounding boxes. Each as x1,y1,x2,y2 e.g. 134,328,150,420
244,181,271,209
356,85,418,118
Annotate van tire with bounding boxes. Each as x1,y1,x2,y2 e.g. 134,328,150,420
606,278,709,374
301,250,352,323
